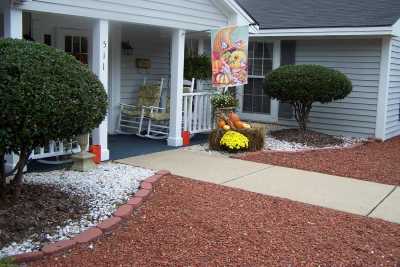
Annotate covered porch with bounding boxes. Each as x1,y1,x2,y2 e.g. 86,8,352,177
1,0,252,167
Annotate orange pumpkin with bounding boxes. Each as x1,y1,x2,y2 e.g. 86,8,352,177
229,112,241,123
218,119,226,128
234,120,245,129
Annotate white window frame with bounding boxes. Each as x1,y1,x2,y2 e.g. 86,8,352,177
56,28,91,67
237,39,280,123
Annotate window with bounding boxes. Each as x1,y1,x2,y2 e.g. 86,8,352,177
64,35,88,64
243,41,273,114
44,34,52,46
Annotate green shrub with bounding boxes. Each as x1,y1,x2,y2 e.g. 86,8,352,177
184,54,211,80
0,38,108,195
264,64,352,131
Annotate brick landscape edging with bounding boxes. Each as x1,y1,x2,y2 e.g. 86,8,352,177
11,170,171,264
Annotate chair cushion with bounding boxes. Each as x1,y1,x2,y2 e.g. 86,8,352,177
150,112,169,121
137,84,161,107
121,108,142,117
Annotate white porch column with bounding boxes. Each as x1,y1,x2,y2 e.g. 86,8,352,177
91,19,110,161
168,29,186,147
3,5,22,38
3,5,23,173
109,23,122,134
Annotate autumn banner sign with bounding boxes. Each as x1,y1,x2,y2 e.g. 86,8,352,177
211,25,249,88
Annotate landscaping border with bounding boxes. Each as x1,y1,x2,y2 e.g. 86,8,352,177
239,138,375,157
9,170,171,264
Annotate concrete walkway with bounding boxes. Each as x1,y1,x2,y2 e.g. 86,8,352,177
117,150,399,224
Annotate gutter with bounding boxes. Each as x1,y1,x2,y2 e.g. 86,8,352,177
252,26,396,38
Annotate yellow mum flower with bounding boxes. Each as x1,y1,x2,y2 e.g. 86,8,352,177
220,130,249,152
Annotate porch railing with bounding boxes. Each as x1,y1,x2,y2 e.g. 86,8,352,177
30,140,81,160
182,91,216,134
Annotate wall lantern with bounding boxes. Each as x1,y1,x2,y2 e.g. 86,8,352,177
122,41,134,55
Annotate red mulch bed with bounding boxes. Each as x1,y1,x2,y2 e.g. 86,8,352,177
239,137,400,186
30,175,400,266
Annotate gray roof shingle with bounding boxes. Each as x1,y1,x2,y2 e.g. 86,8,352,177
236,0,400,29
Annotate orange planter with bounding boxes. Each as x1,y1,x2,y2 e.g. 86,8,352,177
181,131,190,146
89,145,101,164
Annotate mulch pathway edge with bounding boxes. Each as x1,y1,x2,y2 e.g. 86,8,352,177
9,169,171,264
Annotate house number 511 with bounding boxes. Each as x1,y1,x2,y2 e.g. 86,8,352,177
102,41,108,70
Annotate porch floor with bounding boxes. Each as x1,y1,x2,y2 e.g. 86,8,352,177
109,134,208,161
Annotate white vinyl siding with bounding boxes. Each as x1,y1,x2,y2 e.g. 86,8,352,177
120,26,170,106
278,39,381,137
17,0,228,31
385,37,400,139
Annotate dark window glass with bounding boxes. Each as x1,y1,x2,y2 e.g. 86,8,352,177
243,78,271,114
243,95,252,112
262,96,271,113
253,59,263,76
263,43,273,59
248,41,255,58
44,34,52,46
73,36,80,53
254,42,264,58
263,60,273,76
65,36,72,52
81,37,88,53
253,96,262,113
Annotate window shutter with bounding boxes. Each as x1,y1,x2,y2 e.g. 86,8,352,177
278,40,296,119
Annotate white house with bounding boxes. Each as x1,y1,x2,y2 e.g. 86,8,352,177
1,0,400,167
0,0,253,167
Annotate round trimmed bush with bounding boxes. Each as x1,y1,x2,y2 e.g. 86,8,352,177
264,64,352,131
0,38,108,193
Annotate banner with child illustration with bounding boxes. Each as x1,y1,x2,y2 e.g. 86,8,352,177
211,25,249,88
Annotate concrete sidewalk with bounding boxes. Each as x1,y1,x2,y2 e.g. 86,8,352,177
117,149,399,224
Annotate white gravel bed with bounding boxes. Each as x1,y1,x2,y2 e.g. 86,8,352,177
0,162,154,258
264,136,366,152
182,135,366,156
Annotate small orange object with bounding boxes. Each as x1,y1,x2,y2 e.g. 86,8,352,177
181,131,190,146
228,112,241,123
234,120,245,129
89,144,101,164
217,119,226,128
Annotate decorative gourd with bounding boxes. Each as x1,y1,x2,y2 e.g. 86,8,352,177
223,125,231,130
215,73,231,85
228,112,240,123
218,119,226,128
234,120,245,129
243,123,251,129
